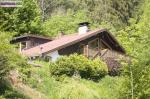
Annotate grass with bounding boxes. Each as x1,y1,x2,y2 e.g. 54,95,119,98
25,60,129,99
0,79,31,99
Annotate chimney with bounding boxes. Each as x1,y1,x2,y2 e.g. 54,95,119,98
78,22,90,35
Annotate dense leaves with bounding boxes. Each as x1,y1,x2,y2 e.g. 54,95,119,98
1,0,141,35
0,0,41,34
39,0,141,29
0,32,31,98
0,32,18,79
117,0,150,98
41,10,91,36
50,54,108,81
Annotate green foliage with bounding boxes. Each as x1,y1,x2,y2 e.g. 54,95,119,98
41,10,93,36
0,0,41,34
0,96,5,99
39,0,141,30
0,0,141,36
116,0,150,98
26,60,128,99
50,76,128,99
97,76,129,99
132,49,150,98
0,31,30,79
3,89,30,99
0,31,31,98
50,54,108,81
0,54,12,79
1,0,150,98
0,32,18,79
0,76,30,99
26,61,59,98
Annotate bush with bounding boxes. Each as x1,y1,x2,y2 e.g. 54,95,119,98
50,54,108,81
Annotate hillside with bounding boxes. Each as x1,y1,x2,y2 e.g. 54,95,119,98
0,0,150,99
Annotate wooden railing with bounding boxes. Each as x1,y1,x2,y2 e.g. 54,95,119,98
100,49,109,58
88,47,99,59
88,48,124,60
100,49,124,60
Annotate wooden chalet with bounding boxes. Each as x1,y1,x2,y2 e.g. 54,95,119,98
12,22,126,71
21,30,125,59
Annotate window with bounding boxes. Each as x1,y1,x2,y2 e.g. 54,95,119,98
88,38,99,49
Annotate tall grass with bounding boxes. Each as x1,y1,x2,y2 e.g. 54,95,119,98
26,60,128,99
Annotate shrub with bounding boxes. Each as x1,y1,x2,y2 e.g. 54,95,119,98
50,54,108,81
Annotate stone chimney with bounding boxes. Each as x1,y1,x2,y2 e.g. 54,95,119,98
78,22,90,35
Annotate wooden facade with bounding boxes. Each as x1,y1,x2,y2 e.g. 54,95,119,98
58,32,124,60
10,35,52,52
57,32,126,71
19,29,126,71
18,37,50,51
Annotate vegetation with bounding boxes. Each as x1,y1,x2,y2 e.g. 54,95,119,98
41,10,92,36
0,0,41,34
0,0,141,35
0,0,150,99
50,54,107,81
0,32,31,99
117,0,150,98
0,32,19,79
26,60,128,99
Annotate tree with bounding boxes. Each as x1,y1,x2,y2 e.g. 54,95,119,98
41,10,94,36
117,0,150,98
0,0,41,35
38,0,141,30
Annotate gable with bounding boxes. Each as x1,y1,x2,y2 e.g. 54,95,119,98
21,29,125,57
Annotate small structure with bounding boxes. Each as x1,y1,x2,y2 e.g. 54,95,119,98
10,34,53,52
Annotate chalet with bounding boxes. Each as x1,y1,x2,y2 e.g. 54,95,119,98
10,34,53,52
11,22,126,71
20,22,125,62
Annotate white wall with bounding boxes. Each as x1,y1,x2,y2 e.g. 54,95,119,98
48,51,60,61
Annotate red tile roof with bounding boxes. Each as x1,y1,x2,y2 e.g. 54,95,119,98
21,29,125,57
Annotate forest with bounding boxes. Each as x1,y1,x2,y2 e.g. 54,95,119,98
0,0,150,99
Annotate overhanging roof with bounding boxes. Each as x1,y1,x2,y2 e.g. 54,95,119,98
10,34,53,43
22,29,126,57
